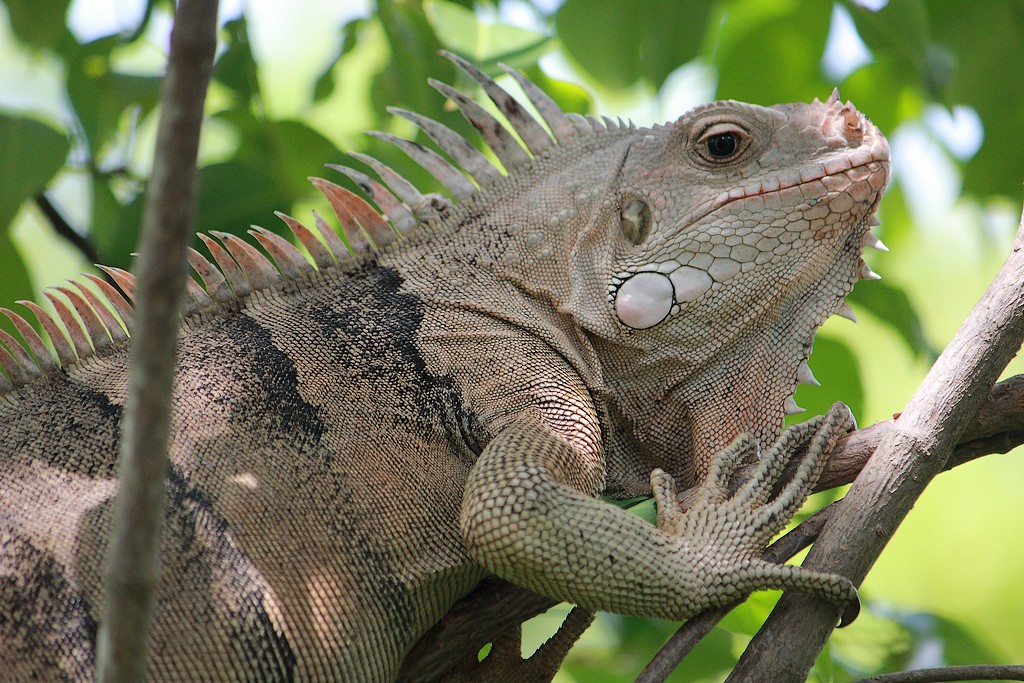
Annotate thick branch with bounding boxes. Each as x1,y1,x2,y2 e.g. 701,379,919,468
401,375,1024,681
95,2,219,681
729,208,1024,681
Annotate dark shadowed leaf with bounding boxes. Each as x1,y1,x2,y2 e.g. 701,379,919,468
195,161,292,237
848,279,936,360
0,114,70,228
1,0,72,49
791,335,864,425
215,18,261,105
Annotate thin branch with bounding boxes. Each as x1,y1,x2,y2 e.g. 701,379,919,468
35,193,100,264
95,1,219,681
853,664,1024,682
728,205,1024,681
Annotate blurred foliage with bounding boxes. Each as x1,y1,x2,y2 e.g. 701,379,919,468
1,0,1023,681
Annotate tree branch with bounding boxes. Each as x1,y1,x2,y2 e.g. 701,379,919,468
853,664,1024,682
95,2,219,681
728,205,1024,681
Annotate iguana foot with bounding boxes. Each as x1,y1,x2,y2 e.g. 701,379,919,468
440,607,594,683
654,402,859,625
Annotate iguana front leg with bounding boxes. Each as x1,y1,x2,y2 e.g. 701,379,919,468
460,403,858,624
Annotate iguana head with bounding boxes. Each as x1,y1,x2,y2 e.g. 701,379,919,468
563,92,889,480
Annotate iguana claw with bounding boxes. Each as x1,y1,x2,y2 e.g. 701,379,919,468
652,402,859,621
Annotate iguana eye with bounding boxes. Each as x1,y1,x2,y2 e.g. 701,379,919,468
706,133,738,158
620,197,651,245
696,123,749,162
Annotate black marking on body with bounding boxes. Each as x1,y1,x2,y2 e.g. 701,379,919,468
163,467,297,680
0,532,98,679
222,314,325,443
309,266,486,461
15,379,122,479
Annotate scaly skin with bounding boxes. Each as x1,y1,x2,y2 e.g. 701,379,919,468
0,55,888,682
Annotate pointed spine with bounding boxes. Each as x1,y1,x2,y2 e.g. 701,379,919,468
0,328,38,385
327,164,418,235
18,299,77,366
275,212,335,269
80,274,134,330
836,300,858,323
428,78,532,170
440,50,553,155
249,226,311,280
367,131,476,202
310,178,393,253
187,247,233,304
43,292,92,358
0,307,58,371
97,266,138,304
348,151,441,222
54,286,113,351
499,63,577,142
387,107,502,186
198,233,252,297
212,232,281,291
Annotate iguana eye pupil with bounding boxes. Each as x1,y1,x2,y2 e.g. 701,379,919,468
620,197,652,245
706,132,738,158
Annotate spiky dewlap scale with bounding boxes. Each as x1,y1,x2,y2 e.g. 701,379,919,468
0,51,630,395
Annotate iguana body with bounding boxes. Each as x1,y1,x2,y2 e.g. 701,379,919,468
0,54,889,681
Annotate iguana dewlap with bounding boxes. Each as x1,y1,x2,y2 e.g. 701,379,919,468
0,53,888,681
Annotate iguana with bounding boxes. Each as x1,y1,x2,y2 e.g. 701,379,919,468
0,52,889,681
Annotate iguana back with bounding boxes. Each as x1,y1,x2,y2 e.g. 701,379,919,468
0,54,889,681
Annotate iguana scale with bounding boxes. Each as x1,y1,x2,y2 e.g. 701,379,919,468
0,53,889,681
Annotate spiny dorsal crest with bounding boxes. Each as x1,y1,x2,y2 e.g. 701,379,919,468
0,52,620,394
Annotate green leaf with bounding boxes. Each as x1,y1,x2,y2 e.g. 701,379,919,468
0,114,70,228
312,18,366,104
710,0,834,103
0,232,33,332
556,0,643,89
375,0,451,118
1,0,72,50
195,161,293,237
423,0,552,71
847,280,936,360
215,18,261,105
843,0,930,83
637,0,714,88
926,0,1024,198
66,40,162,155
791,335,864,424
558,0,713,90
